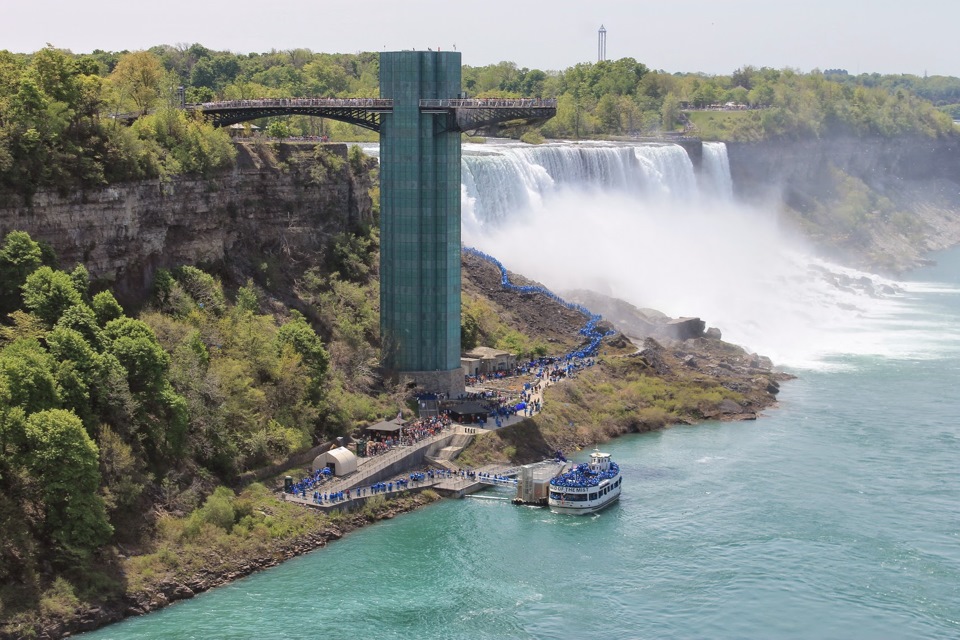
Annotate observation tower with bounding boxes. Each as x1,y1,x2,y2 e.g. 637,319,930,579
378,51,554,395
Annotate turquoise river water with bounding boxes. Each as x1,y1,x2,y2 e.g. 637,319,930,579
83,249,960,639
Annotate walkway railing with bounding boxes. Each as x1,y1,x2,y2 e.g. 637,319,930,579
475,467,522,487
419,98,557,109
190,98,394,110
475,476,518,487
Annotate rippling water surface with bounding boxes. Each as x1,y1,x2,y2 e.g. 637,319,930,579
84,250,960,639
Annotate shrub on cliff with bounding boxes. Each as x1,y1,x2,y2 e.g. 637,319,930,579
0,231,42,315
0,48,238,200
132,108,236,178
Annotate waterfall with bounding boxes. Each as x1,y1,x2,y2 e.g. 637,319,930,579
700,141,734,200
461,141,699,227
459,140,922,368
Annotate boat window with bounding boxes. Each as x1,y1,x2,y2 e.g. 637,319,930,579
589,493,598,500
550,492,562,500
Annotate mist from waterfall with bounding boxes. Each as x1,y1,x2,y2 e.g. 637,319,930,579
460,141,958,369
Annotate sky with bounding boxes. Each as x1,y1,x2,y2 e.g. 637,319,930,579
4,0,959,77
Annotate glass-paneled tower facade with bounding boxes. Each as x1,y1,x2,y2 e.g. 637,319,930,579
379,51,464,395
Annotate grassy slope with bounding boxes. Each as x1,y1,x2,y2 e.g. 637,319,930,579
457,337,786,468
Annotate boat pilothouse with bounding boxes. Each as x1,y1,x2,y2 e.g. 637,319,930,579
548,449,622,514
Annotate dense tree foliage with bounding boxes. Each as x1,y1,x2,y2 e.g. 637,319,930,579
0,227,397,623
0,46,234,199
461,59,955,140
4,44,955,203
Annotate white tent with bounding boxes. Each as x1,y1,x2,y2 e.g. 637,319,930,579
312,446,358,476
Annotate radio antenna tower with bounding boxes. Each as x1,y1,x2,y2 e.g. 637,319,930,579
598,25,607,62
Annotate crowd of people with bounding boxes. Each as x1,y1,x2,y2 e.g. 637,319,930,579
361,414,453,457
400,415,451,444
201,98,393,109
286,467,333,498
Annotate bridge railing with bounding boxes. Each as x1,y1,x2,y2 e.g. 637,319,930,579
419,98,557,109
476,476,518,487
190,98,394,110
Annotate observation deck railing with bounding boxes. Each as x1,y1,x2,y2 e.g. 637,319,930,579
419,98,558,109
189,98,394,111
134,98,556,132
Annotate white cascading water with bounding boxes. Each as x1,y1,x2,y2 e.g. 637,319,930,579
460,140,959,369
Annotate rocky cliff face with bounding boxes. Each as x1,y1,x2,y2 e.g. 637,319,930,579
726,136,960,271
0,142,373,305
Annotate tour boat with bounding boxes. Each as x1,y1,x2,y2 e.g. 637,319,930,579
547,449,622,514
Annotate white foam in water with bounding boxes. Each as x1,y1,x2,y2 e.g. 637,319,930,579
459,141,960,370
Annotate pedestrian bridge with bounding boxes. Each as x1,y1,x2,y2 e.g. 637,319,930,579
184,97,557,133
474,468,521,487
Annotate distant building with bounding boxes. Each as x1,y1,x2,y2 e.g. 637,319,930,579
462,346,517,376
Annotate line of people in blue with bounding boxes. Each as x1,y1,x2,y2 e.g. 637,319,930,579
462,246,615,363
293,467,482,505
287,467,333,497
477,471,516,484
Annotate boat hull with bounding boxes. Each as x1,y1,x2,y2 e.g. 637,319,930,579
548,484,621,515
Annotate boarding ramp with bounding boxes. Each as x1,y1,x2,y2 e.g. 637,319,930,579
475,467,521,487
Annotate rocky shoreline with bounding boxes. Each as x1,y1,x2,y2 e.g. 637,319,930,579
1,493,440,640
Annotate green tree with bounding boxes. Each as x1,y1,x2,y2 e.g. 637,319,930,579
91,290,124,326
661,92,680,131
186,486,236,535
55,303,103,350
596,94,622,134
265,119,291,138
131,108,236,177
0,230,42,313
102,316,170,394
97,424,147,520
692,82,720,108
173,265,227,313
109,51,164,114
276,314,329,383
461,307,480,351
24,409,112,557
69,264,90,300
46,327,99,377
0,338,59,414
21,266,82,327
234,280,260,315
